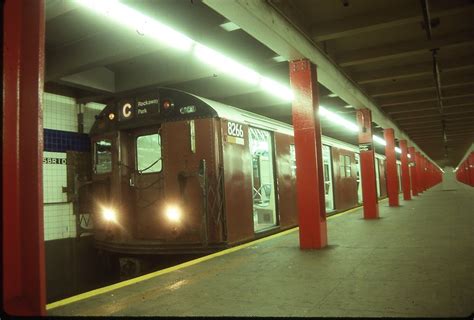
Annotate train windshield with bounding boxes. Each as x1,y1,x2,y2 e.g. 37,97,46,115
95,140,112,174
136,133,162,173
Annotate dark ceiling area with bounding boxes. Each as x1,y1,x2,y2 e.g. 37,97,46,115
44,0,474,167
269,0,474,166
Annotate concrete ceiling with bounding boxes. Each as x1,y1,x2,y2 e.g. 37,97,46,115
265,0,474,167
44,0,474,166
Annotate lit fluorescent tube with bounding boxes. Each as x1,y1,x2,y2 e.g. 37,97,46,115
259,77,294,101
194,44,260,85
319,106,359,132
75,0,194,51
372,135,387,146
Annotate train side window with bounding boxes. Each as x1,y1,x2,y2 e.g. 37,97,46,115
136,133,162,173
344,155,351,177
290,144,296,177
339,155,345,177
95,140,112,174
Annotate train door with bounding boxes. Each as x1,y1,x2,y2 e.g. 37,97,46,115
130,128,165,239
322,145,334,212
375,157,381,197
355,153,363,203
249,127,277,232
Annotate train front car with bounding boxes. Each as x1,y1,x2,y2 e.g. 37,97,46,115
89,88,225,255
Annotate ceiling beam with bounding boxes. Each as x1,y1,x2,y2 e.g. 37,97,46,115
400,114,474,123
337,31,474,67
310,5,474,42
203,0,438,166
354,58,474,84
59,67,115,93
393,110,474,121
45,28,168,82
368,77,474,98
405,124,474,134
386,102,474,115
378,89,474,107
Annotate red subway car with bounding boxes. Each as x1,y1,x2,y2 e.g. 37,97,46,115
89,88,389,255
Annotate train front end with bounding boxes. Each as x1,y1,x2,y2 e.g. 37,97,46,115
89,88,225,255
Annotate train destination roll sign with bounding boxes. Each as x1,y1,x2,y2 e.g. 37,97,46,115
118,95,160,121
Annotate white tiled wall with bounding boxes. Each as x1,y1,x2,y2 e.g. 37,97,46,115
43,92,78,132
42,93,104,241
43,151,68,203
43,204,76,241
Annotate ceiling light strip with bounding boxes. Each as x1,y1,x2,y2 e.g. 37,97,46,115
76,0,407,157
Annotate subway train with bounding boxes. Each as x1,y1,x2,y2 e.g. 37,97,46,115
89,88,401,255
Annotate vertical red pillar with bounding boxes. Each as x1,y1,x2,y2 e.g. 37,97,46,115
399,140,411,200
383,128,399,206
289,59,327,249
3,0,46,315
415,152,423,193
408,147,418,196
356,109,379,219
468,153,474,187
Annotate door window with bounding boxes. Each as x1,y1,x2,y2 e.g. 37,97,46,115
94,140,112,174
249,127,277,232
136,133,162,173
322,145,334,212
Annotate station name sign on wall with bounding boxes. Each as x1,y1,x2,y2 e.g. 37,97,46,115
43,157,67,165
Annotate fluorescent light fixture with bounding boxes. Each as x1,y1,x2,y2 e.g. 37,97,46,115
372,135,387,146
271,55,287,63
344,105,354,109
194,44,260,85
259,77,294,101
219,21,241,32
328,93,338,98
395,147,401,154
319,106,359,132
75,0,194,51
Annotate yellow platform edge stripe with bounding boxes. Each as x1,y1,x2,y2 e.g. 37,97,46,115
46,203,364,310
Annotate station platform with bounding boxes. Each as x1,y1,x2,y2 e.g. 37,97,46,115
48,182,474,317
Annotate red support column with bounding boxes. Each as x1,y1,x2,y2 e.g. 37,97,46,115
468,153,474,187
383,128,399,206
3,0,46,315
415,152,423,193
289,59,327,249
399,140,411,200
356,109,379,219
408,147,418,196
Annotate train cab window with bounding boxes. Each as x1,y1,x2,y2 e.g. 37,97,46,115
95,140,112,174
136,134,162,173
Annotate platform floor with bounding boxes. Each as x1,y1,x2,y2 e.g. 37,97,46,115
48,181,474,317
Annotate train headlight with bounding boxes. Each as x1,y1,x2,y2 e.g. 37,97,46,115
102,207,117,223
165,206,181,223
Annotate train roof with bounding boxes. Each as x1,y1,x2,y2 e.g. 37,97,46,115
90,87,390,161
